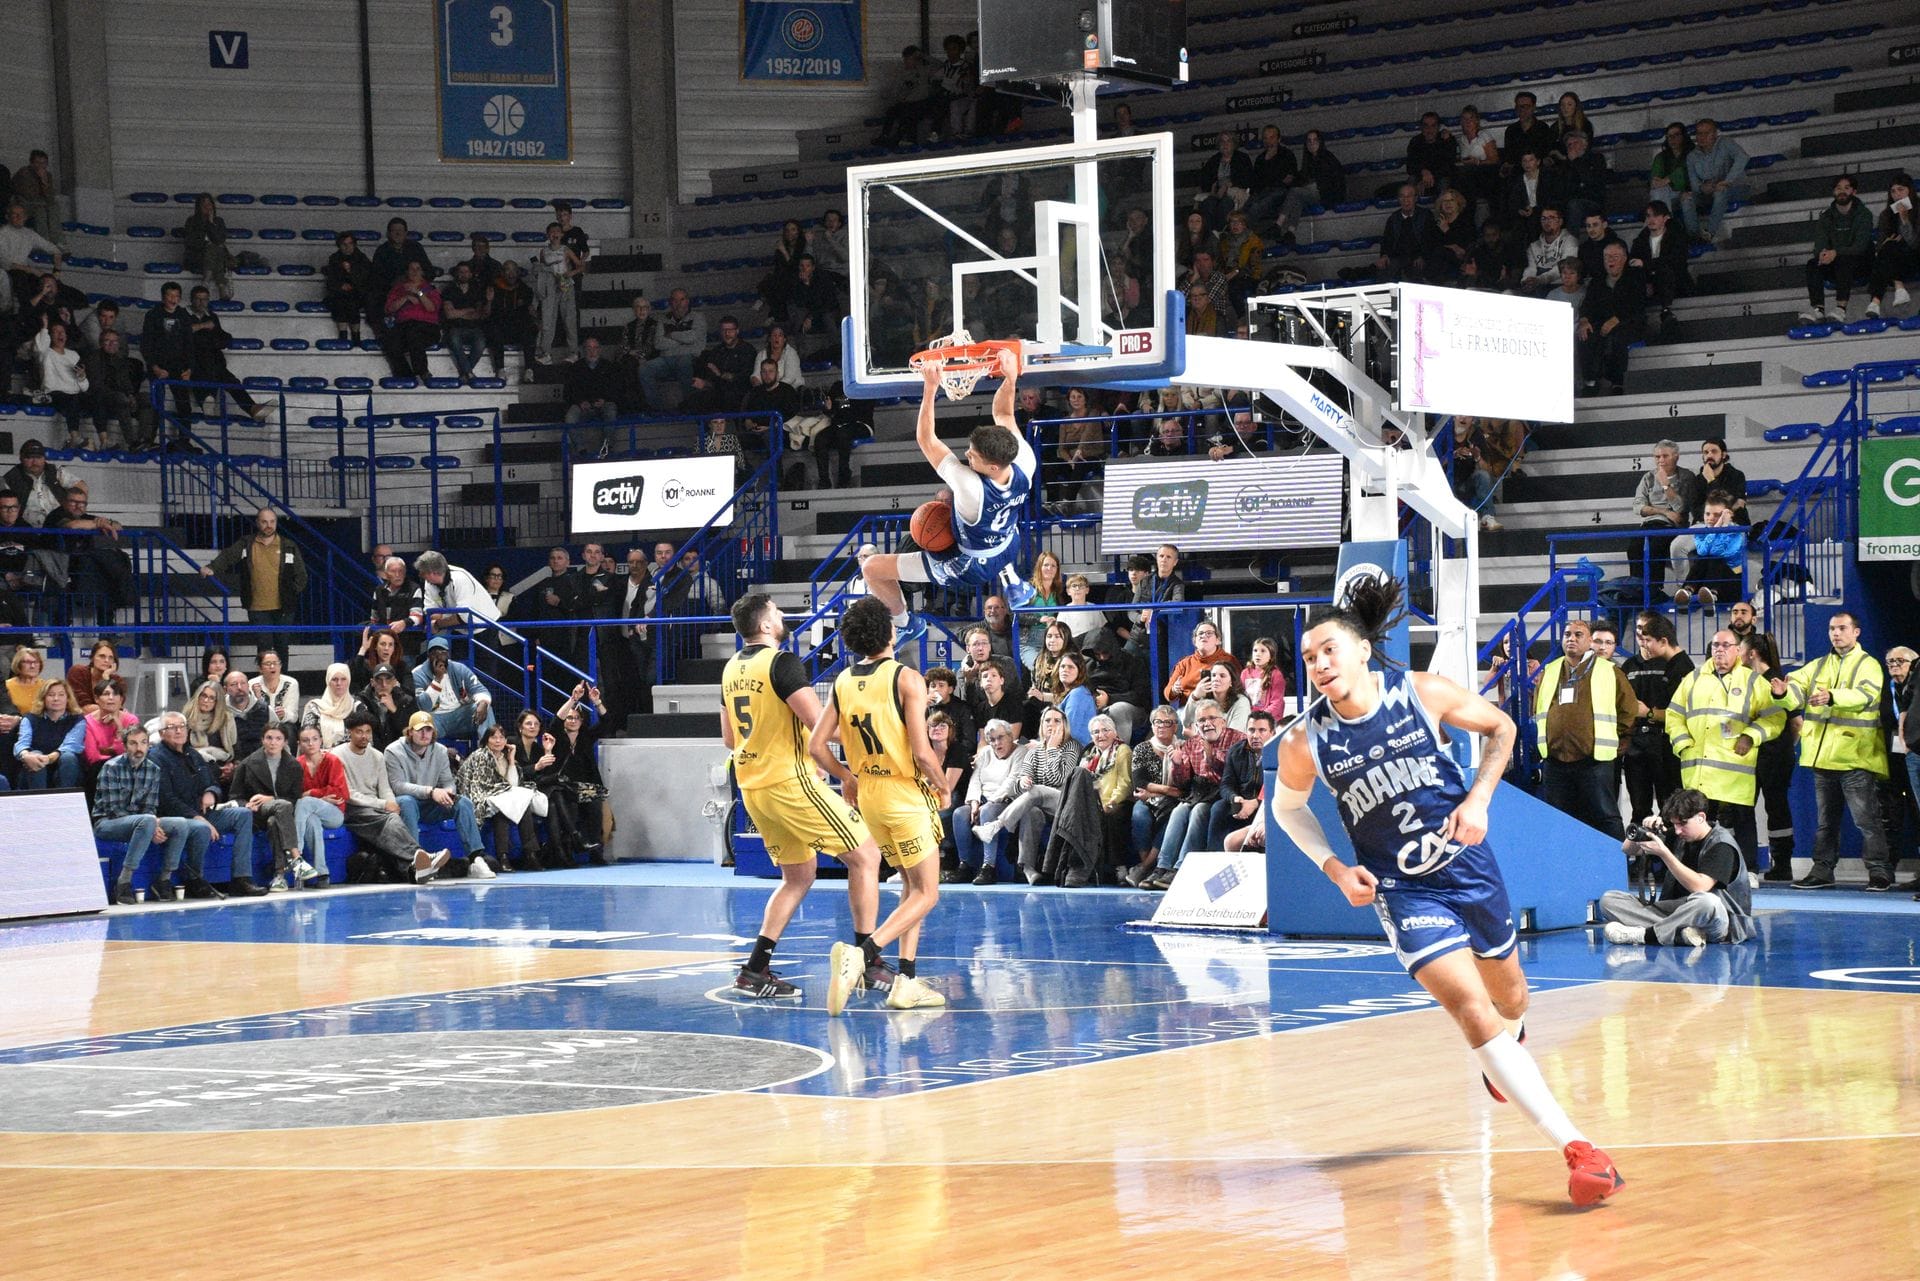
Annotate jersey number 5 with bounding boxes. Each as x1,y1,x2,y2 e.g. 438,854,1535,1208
732,695,754,741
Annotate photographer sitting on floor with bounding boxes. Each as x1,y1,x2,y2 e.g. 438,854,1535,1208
1599,787,1754,947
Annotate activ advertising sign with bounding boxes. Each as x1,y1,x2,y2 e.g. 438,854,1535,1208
1098,454,1344,555
1859,436,1920,561
569,456,736,534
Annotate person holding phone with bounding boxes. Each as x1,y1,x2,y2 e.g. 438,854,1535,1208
1866,175,1917,319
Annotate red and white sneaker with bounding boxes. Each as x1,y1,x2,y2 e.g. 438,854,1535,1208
1482,1022,1525,1103
1564,1141,1625,1207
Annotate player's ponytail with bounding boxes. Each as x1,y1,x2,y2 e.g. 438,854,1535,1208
1308,573,1408,668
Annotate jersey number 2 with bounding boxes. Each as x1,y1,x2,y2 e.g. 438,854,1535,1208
1392,801,1454,877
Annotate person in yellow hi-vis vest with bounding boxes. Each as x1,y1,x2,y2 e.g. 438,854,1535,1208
1780,611,1892,889
1532,618,1641,839
1664,629,1785,872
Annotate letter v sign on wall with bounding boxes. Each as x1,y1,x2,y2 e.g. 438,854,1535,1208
209,31,250,70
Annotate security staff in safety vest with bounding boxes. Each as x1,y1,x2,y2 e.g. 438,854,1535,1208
1665,629,1784,871
1781,611,1892,889
1533,618,1641,840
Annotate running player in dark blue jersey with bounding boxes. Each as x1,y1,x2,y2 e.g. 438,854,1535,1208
1270,575,1624,1208
861,348,1038,649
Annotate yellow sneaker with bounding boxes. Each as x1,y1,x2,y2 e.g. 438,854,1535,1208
885,974,947,1009
826,941,863,1017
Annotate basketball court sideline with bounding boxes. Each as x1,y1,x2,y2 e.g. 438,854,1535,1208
2,870,1916,1278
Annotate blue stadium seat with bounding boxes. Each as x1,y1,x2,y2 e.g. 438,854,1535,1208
509,197,547,209
277,264,316,276
129,192,167,204
386,196,423,208
444,415,486,429
1763,423,1820,442
128,225,166,238
511,231,545,243
270,338,310,351
374,455,415,470
1800,371,1848,388
330,456,368,470
335,376,374,390
296,301,330,314
301,229,337,241
308,414,348,429
425,377,462,389
1845,319,1896,337
427,231,464,243
314,338,352,352
1862,363,1905,381
468,197,505,209
469,377,506,390
421,454,461,469
401,414,439,429
288,376,329,391
251,300,290,312
354,415,396,430
1874,416,1920,436
227,338,264,350
344,195,381,208
144,261,182,274
428,197,466,208
260,194,297,206
258,228,296,240
210,299,244,313
380,377,420,390
242,376,283,390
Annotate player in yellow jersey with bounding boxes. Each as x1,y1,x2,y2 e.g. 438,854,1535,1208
721,593,884,1000
810,597,951,1013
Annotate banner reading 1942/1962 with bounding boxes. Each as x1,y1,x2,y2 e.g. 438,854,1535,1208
742,0,864,82
436,0,571,163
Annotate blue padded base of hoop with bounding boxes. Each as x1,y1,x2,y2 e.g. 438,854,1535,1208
843,290,1187,401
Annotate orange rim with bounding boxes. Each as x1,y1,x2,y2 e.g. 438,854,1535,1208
909,340,1022,377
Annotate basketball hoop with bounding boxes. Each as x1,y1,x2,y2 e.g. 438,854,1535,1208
909,331,1023,401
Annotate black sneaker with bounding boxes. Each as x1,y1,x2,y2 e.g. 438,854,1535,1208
114,883,138,906
225,877,269,898
733,968,802,1000
1791,872,1836,889
146,880,175,903
862,961,896,995
182,878,227,900
971,865,997,886
1865,877,1895,892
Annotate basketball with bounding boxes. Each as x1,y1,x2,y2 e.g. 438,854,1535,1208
910,499,955,553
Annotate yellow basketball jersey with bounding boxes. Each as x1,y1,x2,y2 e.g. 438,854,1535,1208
722,645,812,790
832,658,920,783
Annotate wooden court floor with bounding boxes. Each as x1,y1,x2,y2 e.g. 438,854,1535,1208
2,892,1916,1279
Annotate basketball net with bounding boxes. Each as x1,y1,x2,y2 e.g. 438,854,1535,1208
909,331,1023,402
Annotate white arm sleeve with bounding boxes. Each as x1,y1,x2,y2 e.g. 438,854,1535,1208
935,455,985,525
1270,782,1340,872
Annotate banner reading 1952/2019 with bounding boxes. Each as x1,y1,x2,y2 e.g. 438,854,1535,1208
437,0,571,163
742,0,864,82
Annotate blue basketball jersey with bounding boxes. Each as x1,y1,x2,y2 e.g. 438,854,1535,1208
952,434,1035,558
1305,668,1495,886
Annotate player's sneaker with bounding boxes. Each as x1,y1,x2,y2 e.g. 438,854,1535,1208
733,967,803,1000
886,974,947,1009
861,961,896,995
1563,1140,1625,1206
826,941,864,1016
1482,1022,1525,1103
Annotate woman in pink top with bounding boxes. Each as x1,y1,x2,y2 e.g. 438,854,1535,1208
81,677,141,769
381,260,441,381
1239,636,1288,722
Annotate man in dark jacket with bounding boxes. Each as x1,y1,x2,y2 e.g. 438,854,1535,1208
1405,112,1456,198
562,336,623,456
152,709,263,897
232,723,322,890
688,317,758,413
1083,627,1152,743
1209,709,1276,847
1627,200,1692,334
1559,133,1611,225
1376,185,1440,282
186,285,268,421
356,663,419,749
1800,173,1876,323
203,507,308,662
739,359,797,471
140,280,195,440
369,217,436,308
1577,244,1648,394
83,328,150,448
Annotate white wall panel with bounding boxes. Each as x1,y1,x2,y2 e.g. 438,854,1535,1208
101,0,629,199
672,0,976,199
0,0,62,162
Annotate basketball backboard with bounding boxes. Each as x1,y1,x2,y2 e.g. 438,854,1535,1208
842,133,1184,398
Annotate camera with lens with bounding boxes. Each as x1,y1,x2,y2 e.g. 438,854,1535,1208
1626,819,1666,844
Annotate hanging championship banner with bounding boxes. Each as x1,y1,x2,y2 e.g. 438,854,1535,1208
436,0,572,163
742,0,865,82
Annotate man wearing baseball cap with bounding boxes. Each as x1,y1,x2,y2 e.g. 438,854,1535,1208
383,710,493,876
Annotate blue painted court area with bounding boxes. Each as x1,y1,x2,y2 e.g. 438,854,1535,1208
5,868,1920,1108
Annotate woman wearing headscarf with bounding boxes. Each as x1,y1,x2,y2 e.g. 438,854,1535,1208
300,663,359,748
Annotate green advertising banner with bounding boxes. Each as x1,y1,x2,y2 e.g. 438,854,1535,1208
1859,436,1920,561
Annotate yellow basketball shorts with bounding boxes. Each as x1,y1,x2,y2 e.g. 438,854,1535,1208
853,778,943,871
741,773,870,865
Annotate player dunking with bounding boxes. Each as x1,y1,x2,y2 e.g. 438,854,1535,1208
1269,576,1625,1207
860,347,1037,647
811,597,950,1013
721,593,886,1000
